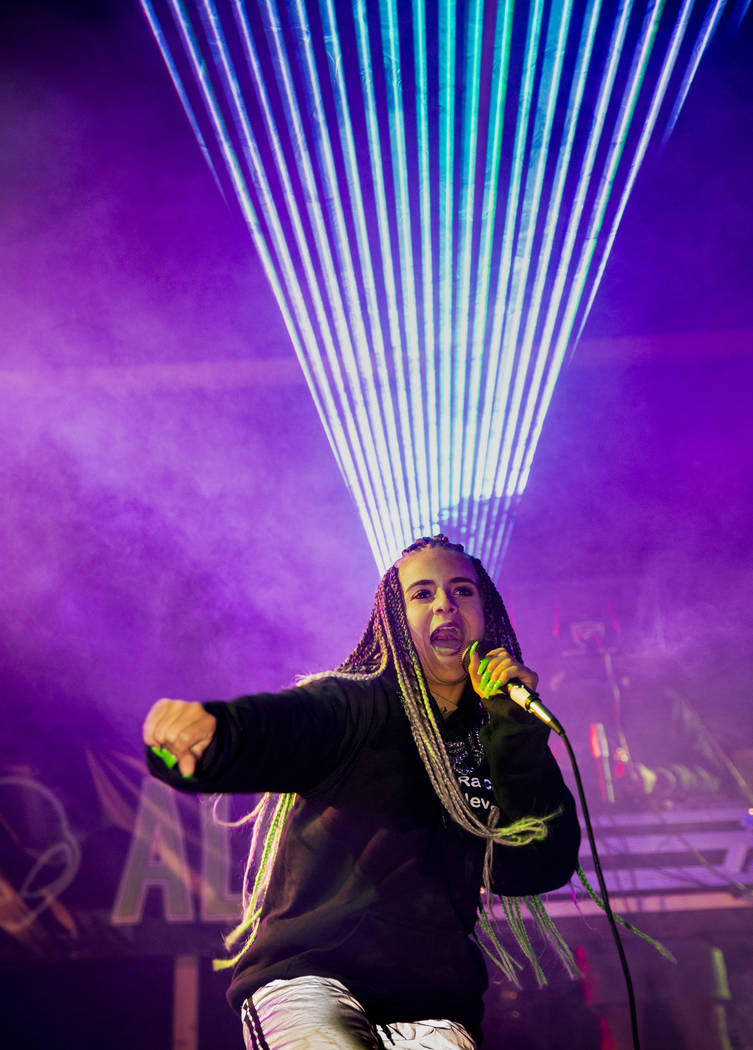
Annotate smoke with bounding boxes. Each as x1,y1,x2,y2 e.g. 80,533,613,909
0,3,377,767
1,1,751,774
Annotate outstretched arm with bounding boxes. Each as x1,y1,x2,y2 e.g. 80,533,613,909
142,677,375,796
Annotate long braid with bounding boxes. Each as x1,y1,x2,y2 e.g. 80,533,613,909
216,535,568,980
375,563,547,846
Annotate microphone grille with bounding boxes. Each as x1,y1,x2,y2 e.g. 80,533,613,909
460,639,494,672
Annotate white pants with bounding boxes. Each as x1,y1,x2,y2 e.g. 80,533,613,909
241,976,477,1050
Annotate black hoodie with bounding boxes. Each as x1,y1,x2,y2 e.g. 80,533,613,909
146,672,579,1040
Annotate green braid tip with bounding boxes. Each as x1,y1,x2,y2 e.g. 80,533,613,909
575,865,677,963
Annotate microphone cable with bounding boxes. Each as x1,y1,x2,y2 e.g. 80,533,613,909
463,641,642,1050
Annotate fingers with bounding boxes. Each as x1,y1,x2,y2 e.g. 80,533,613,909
142,699,217,777
470,647,539,700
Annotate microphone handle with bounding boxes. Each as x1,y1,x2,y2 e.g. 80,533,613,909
461,641,564,737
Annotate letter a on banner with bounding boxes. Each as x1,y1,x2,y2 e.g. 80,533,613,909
200,795,242,921
112,778,194,924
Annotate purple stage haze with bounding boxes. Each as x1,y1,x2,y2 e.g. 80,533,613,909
1,4,752,1050
0,0,751,769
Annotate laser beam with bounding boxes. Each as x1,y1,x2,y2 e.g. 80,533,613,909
141,0,738,572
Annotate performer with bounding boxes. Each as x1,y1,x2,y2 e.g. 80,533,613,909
143,535,580,1049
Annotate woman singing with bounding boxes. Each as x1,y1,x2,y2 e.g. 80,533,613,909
143,535,580,1049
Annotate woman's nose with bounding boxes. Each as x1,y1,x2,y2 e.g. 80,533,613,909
433,588,457,612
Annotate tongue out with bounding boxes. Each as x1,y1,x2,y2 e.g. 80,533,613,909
431,627,463,654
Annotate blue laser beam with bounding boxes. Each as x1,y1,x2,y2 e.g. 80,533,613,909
140,0,743,572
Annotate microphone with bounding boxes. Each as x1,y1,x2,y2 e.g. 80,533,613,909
461,641,564,736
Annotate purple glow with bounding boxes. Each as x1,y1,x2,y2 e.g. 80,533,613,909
0,3,752,1046
0,0,749,774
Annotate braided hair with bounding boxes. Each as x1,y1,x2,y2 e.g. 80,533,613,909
217,536,572,982
327,535,542,844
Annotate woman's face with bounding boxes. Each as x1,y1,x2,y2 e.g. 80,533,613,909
397,546,485,695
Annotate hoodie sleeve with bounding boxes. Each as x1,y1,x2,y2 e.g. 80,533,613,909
480,706,581,895
146,676,376,797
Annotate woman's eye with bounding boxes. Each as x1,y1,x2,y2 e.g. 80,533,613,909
412,589,432,600
455,586,474,597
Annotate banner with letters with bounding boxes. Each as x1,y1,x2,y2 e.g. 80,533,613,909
2,748,752,966
0,751,253,964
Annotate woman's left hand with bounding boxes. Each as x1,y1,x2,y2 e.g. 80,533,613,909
468,645,539,707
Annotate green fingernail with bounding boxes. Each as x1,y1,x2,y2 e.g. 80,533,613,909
468,640,479,660
152,746,177,769
478,658,490,675
481,670,490,687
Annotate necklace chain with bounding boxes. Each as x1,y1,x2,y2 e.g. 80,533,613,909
431,691,459,717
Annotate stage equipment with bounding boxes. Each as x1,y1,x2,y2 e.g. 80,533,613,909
140,0,740,571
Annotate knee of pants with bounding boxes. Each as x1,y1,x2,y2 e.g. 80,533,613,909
242,976,382,1050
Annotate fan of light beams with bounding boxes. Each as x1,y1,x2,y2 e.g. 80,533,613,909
141,0,742,572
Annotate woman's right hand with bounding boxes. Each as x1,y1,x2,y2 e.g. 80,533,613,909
142,699,217,778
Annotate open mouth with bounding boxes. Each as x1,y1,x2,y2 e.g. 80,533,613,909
430,625,464,654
